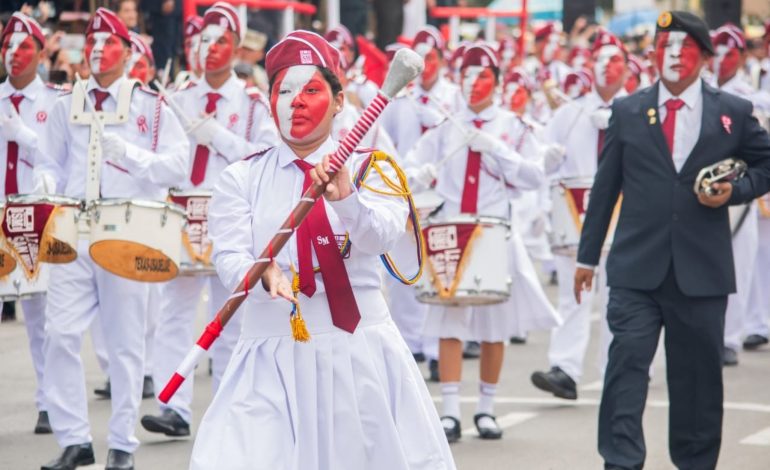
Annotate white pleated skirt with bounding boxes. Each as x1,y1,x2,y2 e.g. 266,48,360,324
423,231,561,342
189,288,455,470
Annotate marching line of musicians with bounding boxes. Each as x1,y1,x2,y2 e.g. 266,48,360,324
2,4,770,470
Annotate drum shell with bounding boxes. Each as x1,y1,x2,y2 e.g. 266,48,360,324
412,190,444,221
169,189,216,276
0,261,49,301
4,194,82,264
548,178,618,255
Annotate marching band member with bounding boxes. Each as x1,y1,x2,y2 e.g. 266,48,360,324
744,192,770,351
35,8,188,470
173,15,204,90
0,11,61,435
140,2,278,439
531,22,571,86
189,30,455,470
407,44,547,442
530,31,630,400
127,32,155,85
576,12,770,468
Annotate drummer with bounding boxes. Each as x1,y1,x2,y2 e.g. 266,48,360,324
407,44,546,442
127,32,155,85
0,11,63,435
140,2,278,439
173,15,205,90
34,8,188,470
529,31,630,401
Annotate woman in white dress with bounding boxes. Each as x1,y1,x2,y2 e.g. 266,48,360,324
188,30,455,470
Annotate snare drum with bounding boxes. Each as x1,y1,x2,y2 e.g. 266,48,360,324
88,199,186,282
415,215,511,306
0,259,49,301
169,189,215,276
412,190,444,220
548,178,620,255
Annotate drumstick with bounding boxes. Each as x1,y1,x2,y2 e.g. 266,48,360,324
152,79,192,128
160,58,172,88
158,48,424,404
75,74,105,136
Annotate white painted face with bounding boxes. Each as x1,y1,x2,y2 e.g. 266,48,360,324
503,83,519,106
188,34,201,71
594,45,622,87
543,34,560,63
88,32,111,74
461,66,484,104
126,51,141,74
712,44,729,76
198,24,225,69
2,32,28,68
660,31,686,82
273,65,318,142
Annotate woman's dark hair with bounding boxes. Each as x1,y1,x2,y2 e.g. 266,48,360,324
269,66,343,96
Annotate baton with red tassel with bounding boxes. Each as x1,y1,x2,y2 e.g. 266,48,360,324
159,49,424,404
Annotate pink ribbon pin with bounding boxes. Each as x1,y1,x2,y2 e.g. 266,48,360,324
721,115,732,135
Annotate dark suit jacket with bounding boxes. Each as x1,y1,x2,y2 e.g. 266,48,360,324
577,81,770,297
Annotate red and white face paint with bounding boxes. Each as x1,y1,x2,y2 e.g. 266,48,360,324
128,52,151,84
461,66,496,106
185,34,202,72
503,82,528,112
416,44,440,87
655,31,702,83
270,65,333,142
540,34,561,64
86,32,125,75
199,24,235,72
1,32,37,77
712,44,741,82
594,45,625,87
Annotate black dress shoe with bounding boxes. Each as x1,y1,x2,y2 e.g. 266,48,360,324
412,352,426,363
427,359,440,383
509,335,527,345
41,443,95,470
105,449,134,470
441,416,461,443
141,409,191,436
473,413,503,439
463,341,481,359
94,378,111,398
743,334,769,351
1,301,16,322
723,347,739,366
142,375,155,399
35,410,52,434
530,366,578,400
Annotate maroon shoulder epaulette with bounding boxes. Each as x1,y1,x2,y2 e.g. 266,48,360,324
244,146,273,161
139,85,159,96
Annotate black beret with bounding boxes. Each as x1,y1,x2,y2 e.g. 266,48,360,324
655,11,715,56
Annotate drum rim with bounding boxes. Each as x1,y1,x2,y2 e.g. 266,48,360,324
551,176,595,188
89,198,187,217
423,214,511,228
168,188,214,198
6,194,83,207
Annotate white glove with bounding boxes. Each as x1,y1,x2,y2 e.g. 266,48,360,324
187,116,225,147
101,132,127,164
469,129,508,156
32,173,57,195
590,108,612,130
530,213,547,237
415,103,445,129
543,143,566,174
0,112,37,150
413,163,437,189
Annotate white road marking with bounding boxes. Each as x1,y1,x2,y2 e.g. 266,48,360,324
580,380,603,392
740,427,770,446
461,412,538,436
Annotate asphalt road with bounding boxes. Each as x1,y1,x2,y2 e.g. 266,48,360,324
2,282,770,470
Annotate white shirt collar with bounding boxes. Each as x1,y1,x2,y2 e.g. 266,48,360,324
86,74,125,101
459,103,498,122
658,78,702,110
277,136,337,169
0,75,44,101
197,72,240,102
586,87,628,109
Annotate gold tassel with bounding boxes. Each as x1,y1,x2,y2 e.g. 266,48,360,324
289,264,310,342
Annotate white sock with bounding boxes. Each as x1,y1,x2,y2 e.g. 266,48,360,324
441,382,461,420
476,381,497,416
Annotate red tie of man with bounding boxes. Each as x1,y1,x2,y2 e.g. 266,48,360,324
190,92,222,186
662,98,685,156
419,95,430,135
459,119,485,214
5,94,24,195
293,159,361,333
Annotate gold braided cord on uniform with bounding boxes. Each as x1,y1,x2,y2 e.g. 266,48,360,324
289,263,310,342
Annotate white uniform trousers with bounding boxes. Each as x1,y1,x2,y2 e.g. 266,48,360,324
547,254,610,383
21,295,48,411
153,275,238,424
745,217,770,338
144,284,162,376
90,316,110,375
385,275,438,360
43,240,149,453
724,207,759,350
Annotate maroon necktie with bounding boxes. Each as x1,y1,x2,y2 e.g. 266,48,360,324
419,95,430,135
190,92,222,186
92,89,110,111
662,98,685,156
293,159,361,333
5,94,24,196
459,119,485,214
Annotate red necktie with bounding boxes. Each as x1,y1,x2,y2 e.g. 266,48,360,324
662,98,685,156
92,89,110,111
460,119,485,214
419,95,430,135
5,94,24,196
190,92,222,186
293,159,361,333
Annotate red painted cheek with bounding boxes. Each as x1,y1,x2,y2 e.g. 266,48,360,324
4,36,37,77
129,57,150,83
470,74,495,105
604,60,625,86
653,33,668,72
422,51,439,83
206,39,234,71
718,50,740,81
510,87,529,111
625,75,639,93
289,85,331,139
678,46,700,80
97,40,125,73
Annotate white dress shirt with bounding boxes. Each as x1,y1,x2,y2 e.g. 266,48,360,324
0,76,61,196
658,79,703,173
717,71,770,114
36,76,189,200
208,137,409,302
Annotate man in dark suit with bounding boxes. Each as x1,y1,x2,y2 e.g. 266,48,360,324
575,11,770,470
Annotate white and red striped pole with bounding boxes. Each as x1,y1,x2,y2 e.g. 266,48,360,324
159,49,424,404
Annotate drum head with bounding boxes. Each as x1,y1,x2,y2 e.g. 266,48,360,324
0,248,17,277
90,240,179,282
